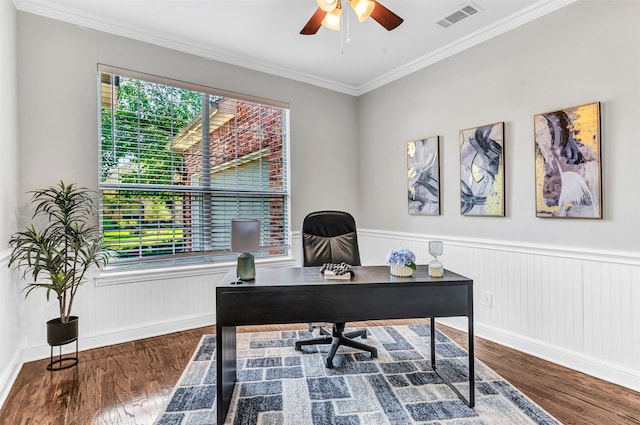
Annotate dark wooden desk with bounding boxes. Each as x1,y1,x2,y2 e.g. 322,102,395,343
216,265,474,425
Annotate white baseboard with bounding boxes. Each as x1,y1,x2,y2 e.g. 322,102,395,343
438,317,640,393
0,350,22,410
20,313,215,363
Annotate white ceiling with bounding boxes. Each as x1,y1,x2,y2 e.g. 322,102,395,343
14,0,575,95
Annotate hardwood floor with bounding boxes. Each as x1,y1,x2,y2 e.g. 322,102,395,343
1,320,638,424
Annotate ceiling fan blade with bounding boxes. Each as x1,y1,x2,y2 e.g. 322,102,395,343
300,7,327,35
370,1,404,31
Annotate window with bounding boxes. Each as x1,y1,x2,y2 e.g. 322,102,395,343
98,65,289,268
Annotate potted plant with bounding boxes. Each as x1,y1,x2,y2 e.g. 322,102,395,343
8,181,108,357
386,248,417,277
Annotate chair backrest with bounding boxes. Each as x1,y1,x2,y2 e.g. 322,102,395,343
302,210,361,267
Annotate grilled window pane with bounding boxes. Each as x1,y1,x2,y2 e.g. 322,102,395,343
98,67,289,268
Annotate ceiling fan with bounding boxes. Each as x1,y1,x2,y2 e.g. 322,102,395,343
300,0,404,35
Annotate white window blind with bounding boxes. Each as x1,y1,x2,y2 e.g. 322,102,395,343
98,65,289,268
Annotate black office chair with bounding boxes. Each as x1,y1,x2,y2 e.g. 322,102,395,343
294,210,378,368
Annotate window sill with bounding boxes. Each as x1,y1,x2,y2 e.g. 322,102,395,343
94,256,296,286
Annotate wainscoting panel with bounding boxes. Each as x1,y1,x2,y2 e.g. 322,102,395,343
357,229,640,392
18,257,297,362
7,232,639,397
583,261,638,368
0,249,22,409
19,266,225,362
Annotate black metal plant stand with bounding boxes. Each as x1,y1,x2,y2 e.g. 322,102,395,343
48,338,79,371
46,316,79,371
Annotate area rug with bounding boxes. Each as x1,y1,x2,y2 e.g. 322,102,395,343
154,324,561,424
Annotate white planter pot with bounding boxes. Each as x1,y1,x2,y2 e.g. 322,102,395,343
390,264,413,277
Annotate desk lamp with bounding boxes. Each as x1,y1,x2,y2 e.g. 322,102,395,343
231,219,260,281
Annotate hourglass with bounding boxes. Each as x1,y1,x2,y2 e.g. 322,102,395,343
428,241,444,277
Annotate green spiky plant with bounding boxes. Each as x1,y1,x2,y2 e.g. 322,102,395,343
8,181,108,323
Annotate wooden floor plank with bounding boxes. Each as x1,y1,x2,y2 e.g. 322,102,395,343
0,320,638,425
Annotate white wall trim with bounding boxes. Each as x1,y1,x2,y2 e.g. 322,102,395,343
359,228,640,266
439,317,640,393
0,351,21,412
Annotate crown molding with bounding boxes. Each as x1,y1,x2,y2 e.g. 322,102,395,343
14,0,575,97
355,0,578,95
13,0,360,95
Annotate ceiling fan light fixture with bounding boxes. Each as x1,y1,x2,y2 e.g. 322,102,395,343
350,0,375,22
317,0,338,13
301,0,401,35
321,4,342,31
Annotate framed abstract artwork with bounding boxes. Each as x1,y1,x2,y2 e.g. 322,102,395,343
408,136,440,215
459,122,505,216
534,101,602,219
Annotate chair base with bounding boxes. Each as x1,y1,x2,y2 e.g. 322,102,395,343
295,322,378,368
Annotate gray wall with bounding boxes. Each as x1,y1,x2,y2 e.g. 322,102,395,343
0,0,18,245
0,0,21,406
16,12,361,231
357,0,640,253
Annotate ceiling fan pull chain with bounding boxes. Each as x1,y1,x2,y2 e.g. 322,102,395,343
340,6,345,54
345,6,351,44
340,4,351,55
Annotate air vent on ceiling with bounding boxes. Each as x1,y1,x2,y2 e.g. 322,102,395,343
436,3,482,28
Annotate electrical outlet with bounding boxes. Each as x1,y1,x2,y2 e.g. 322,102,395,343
482,291,493,308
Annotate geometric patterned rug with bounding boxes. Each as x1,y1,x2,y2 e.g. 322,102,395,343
154,324,562,424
